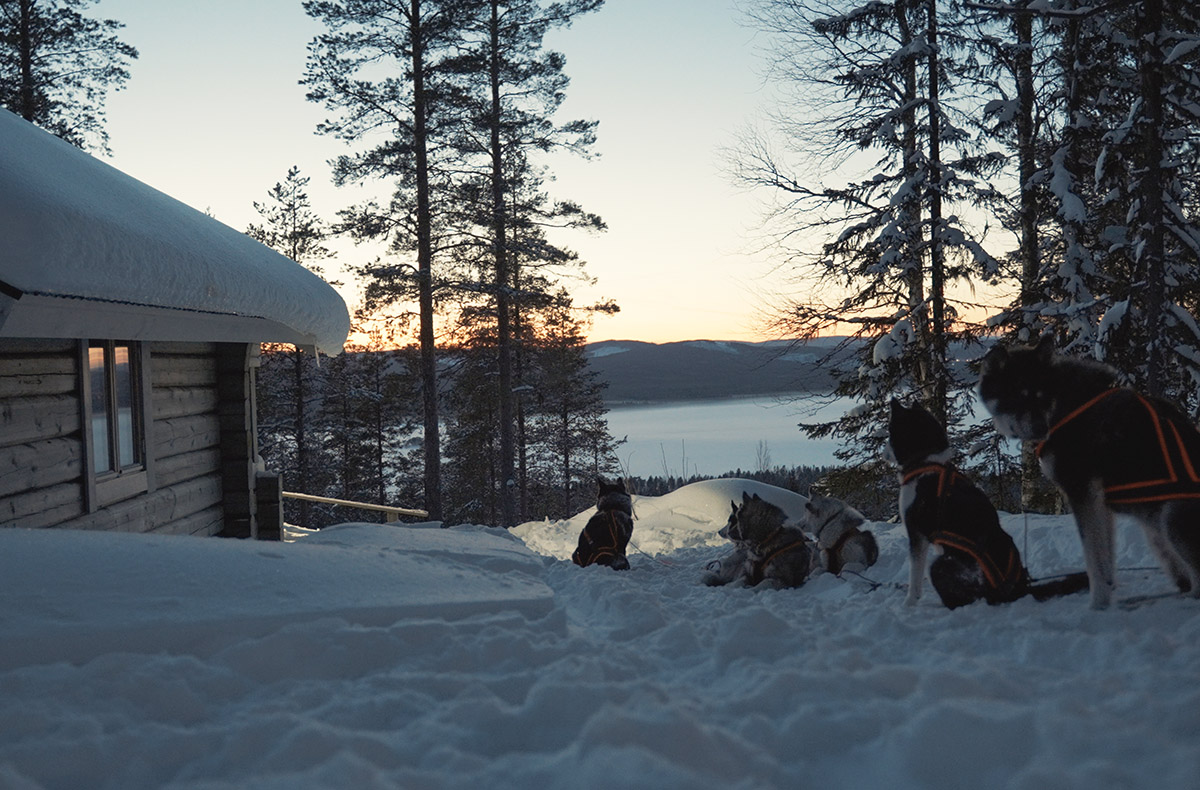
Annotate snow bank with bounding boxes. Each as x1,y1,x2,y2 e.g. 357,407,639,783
0,523,552,671
512,478,809,558
1,480,1198,789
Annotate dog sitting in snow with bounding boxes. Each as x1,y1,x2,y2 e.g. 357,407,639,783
704,491,816,589
571,478,634,570
979,335,1200,608
888,399,1087,609
801,493,879,576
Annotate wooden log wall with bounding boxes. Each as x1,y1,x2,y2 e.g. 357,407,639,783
0,339,231,535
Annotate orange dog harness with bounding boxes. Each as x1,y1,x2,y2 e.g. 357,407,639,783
1038,388,1200,505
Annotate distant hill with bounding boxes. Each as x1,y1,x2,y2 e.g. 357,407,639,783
584,338,856,403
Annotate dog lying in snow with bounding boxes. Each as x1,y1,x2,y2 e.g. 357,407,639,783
704,492,816,589
800,493,879,576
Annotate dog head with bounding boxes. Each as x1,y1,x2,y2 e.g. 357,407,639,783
724,491,787,544
804,494,865,547
887,399,950,468
719,500,738,540
978,336,1057,441
596,477,633,514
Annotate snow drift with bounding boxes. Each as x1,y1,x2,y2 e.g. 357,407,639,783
1,479,1197,790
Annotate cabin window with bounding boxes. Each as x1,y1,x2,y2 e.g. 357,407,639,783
83,341,150,509
88,341,143,473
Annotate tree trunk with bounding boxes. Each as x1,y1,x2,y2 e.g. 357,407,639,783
410,0,443,520
926,0,948,425
293,347,310,527
513,295,530,523
1015,12,1038,311
488,0,517,528
1138,0,1165,397
895,0,930,402
17,0,35,121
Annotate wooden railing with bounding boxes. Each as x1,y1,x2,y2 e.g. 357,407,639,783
282,491,429,523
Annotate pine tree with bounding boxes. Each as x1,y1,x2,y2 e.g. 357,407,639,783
442,0,603,525
0,0,137,153
736,0,1003,463
303,0,486,521
247,166,337,528
524,289,621,518
318,338,420,523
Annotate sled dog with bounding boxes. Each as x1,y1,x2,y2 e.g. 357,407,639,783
706,492,816,589
888,399,1088,609
571,478,634,570
979,335,1200,608
702,505,750,587
801,494,879,576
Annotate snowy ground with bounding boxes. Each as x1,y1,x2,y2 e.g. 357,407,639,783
2,478,1198,789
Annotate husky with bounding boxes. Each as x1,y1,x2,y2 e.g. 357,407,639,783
801,494,879,575
571,478,634,570
702,503,751,586
887,399,1088,609
706,492,816,589
979,335,1200,608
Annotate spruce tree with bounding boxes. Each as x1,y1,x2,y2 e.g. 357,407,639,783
980,1,1200,411
247,166,336,528
524,289,621,519
736,0,1003,463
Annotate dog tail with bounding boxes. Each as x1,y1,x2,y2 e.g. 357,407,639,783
1027,571,1090,601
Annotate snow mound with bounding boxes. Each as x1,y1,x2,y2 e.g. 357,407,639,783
512,478,808,559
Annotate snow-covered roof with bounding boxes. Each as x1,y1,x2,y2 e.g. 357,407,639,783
0,109,349,353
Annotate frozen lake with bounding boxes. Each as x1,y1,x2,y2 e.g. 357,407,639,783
605,394,1002,477
604,395,849,477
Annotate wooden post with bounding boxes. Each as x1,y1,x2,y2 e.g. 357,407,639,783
216,343,259,538
255,471,283,540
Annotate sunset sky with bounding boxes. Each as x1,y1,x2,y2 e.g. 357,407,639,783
96,0,784,344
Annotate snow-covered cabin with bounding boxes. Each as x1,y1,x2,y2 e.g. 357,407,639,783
0,109,349,538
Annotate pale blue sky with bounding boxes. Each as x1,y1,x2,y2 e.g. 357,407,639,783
98,0,779,343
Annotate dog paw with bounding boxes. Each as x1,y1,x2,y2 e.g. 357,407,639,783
904,594,920,607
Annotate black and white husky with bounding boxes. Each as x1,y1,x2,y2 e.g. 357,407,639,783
705,492,816,589
979,335,1200,608
571,478,634,570
887,399,1088,609
800,494,879,575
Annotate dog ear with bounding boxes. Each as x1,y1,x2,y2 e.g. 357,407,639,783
729,500,738,514
981,344,1007,370
1035,333,1055,361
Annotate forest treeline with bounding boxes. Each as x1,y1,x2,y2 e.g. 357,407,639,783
256,336,620,529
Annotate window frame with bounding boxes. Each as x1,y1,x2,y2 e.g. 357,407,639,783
79,340,155,511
